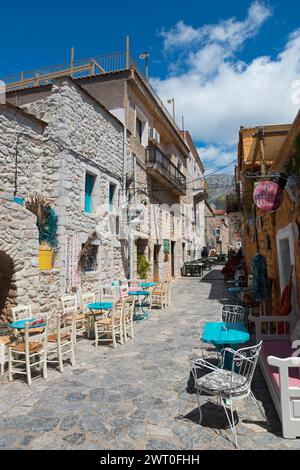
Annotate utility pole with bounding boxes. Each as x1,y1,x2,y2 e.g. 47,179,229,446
70,47,75,77
126,35,130,69
139,51,150,83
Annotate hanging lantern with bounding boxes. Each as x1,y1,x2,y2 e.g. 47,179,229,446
286,175,300,203
253,181,284,212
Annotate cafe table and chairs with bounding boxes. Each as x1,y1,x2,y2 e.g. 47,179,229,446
86,301,113,339
128,290,150,320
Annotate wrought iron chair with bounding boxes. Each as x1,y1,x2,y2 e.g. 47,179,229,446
220,305,245,324
190,341,264,448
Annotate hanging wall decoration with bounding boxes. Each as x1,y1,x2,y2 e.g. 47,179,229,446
286,175,300,204
253,181,284,212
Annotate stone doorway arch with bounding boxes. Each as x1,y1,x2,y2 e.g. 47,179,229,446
0,250,16,322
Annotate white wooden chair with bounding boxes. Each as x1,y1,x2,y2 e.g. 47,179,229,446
8,317,49,386
95,300,124,348
0,337,10,376
100,285,119,302
81,292,97,337
151,282,167,309
126,279,141,289
191,341,264,448
47,310,75,373
61,294,85,343
123,297,135,342
11,305,32,322
0,322,12,376
81,292,96,313
220,305,245,323
165,280,172,307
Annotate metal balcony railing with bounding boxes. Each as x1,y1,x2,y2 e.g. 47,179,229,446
146,147,186,194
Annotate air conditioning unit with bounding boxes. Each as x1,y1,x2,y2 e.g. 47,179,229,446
149,128,160,145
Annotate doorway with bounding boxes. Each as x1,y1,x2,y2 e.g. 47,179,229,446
171,241,176,278
276,223,298,315
153,244,161,282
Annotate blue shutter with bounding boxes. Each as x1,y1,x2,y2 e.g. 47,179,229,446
85,174,93,213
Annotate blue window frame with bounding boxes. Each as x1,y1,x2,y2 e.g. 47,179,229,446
109,182,116,212
85,173,95,213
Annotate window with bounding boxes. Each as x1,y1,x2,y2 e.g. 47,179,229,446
136,117,143,144
82,244,98,272
85,173,96,213
109,182,117,213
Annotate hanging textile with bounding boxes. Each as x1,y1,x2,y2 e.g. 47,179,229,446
251,253,271,302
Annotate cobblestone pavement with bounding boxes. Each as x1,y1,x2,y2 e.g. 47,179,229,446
1,267,300,450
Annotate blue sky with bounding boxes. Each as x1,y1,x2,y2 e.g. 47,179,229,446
1,0,300,174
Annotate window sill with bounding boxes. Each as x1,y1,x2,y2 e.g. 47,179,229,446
82,270,99,276
84,211,98,219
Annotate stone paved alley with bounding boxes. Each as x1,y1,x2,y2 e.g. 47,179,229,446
1,268,300,450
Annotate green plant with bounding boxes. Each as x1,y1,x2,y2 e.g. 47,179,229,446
137,254,151,279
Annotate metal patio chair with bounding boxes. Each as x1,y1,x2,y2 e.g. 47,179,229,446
190,341,264,448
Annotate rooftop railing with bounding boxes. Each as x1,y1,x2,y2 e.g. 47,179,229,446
1,50,183,136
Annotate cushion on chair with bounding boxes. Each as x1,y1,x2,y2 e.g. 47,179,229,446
47,333,71,343
66,314,85,321
10,342,42,353
261,340,300,395
195,370,248,397
96,318,112,325
0,336,11,345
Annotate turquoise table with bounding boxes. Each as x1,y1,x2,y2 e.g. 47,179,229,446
139,282,157,288
86,302,113,339
202,322,250,370
128,291,150,321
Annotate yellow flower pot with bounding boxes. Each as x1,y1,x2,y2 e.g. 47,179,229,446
38,245,53,270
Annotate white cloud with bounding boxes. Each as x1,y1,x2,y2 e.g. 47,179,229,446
161,1,271,53
198,145,236,174
155,2,300,173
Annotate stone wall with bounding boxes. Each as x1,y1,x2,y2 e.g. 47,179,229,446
22,78,127,293
243,191,300,314
0,103,58,200
0,196,61,321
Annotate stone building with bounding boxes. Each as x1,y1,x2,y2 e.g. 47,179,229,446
0,78,128,319
231,121,300,316
0,53,206,322
64,65,206,280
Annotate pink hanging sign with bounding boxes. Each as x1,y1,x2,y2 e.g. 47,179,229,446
253,181,284,212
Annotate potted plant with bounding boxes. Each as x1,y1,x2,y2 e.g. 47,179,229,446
25,193,58,270
137,254,151,280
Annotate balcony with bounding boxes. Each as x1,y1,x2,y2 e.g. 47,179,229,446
146,147,186,195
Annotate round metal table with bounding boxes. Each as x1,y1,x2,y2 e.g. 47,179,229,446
86,302,113,339
128,291,150,321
